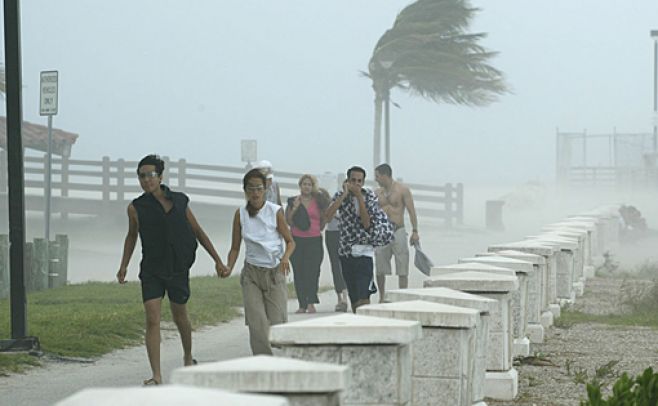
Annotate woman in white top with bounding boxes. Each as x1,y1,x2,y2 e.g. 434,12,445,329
226,168,295,355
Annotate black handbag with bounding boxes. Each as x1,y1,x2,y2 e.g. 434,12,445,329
288,197,311,230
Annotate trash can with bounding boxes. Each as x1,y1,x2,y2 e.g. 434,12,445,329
486,200,505,230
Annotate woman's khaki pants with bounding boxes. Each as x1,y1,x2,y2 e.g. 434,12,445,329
240,262,288,355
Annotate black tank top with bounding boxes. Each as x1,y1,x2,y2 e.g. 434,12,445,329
132,185,198,277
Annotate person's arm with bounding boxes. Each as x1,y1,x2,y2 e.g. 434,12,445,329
353,187,371,229
276,208,295,274
186,207,228,277
402,186,419,243
225,209,242,277
324,184,348,222
117,204,139,284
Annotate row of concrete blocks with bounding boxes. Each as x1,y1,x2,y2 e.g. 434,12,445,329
56,207,621,406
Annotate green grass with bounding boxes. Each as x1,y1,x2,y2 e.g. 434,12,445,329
0,276,243,375
0,353,41,377
555,308,658,329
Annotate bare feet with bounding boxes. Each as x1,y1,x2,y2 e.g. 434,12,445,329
306,304,316,313
295,308,306,314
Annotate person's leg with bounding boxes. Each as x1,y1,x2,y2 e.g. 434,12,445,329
167,271,194,366
290,236,306,311
374,243,393,303
264,265,289,330
143,298,162,383
392,228,410,290
307,236,323,312
376,274,386,302
339,256,358,311
326,231,347,310
140,274,166,384
170,302,193,365
296,238,314,312
352,256,374,312
241,263,273,355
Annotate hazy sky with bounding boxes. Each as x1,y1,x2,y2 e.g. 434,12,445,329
3,1,658,186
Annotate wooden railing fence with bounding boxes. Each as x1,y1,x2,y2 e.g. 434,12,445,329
0,152,464,226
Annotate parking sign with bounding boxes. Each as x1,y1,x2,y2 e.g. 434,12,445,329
39,70,58,116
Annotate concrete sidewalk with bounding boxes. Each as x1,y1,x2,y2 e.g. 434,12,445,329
0,289,344,406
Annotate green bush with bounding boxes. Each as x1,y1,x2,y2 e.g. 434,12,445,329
581,367,658,405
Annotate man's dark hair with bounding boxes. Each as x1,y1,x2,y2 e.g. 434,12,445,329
375,163,392,178
347,166,366,179
137,154,165,175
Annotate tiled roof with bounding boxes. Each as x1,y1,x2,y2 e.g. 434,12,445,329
0,116,78,156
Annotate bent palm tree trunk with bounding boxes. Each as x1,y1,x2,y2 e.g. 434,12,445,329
373,92,383,169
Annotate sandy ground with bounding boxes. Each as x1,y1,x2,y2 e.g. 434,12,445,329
1,184,657,404
488,274,658,406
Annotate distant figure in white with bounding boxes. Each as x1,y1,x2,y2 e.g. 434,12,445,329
374,163,420,303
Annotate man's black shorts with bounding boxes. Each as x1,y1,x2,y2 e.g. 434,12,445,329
140,271,190,304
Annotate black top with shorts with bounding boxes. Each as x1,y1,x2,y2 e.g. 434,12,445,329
132,185,198,304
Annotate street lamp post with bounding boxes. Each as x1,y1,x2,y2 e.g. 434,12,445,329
651,30,658,154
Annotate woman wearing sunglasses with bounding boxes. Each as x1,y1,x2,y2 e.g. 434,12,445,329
225,168,295,355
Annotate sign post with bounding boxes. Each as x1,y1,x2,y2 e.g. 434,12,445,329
39,70,58,241
241,139,257,169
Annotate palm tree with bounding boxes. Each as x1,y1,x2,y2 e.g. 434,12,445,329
365,0,508,167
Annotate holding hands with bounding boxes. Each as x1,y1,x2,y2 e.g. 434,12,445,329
216,262,231,278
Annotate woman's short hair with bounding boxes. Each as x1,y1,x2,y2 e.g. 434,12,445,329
243,168,267,190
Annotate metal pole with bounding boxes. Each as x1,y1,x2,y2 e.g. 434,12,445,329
384,90,391,164
650,30,658,153
3,0,28,339
45,115,53,240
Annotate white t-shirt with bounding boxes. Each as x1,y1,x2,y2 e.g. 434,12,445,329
240,201,284,268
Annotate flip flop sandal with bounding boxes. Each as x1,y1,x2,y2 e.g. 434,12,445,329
335,302,348,312
143,378,161,386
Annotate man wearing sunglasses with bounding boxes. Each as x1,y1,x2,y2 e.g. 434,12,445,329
117,154,228,385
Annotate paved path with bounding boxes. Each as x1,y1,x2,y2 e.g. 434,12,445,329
0,290,343,406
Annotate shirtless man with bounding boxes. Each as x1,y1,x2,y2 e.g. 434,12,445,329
374,163,419,302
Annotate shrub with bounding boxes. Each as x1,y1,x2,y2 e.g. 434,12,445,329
581,367,658,405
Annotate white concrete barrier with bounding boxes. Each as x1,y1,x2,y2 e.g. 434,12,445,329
358,300,479,406
55,385,290,406
541,227,588,281
476,250,546,344
568,215,607,261
424,271,519,401
527,235,579,305
488,241,560,324
548,221,597,277
458,256,532,357
386,287,496,406
270,314,422,406
171,356,349,406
